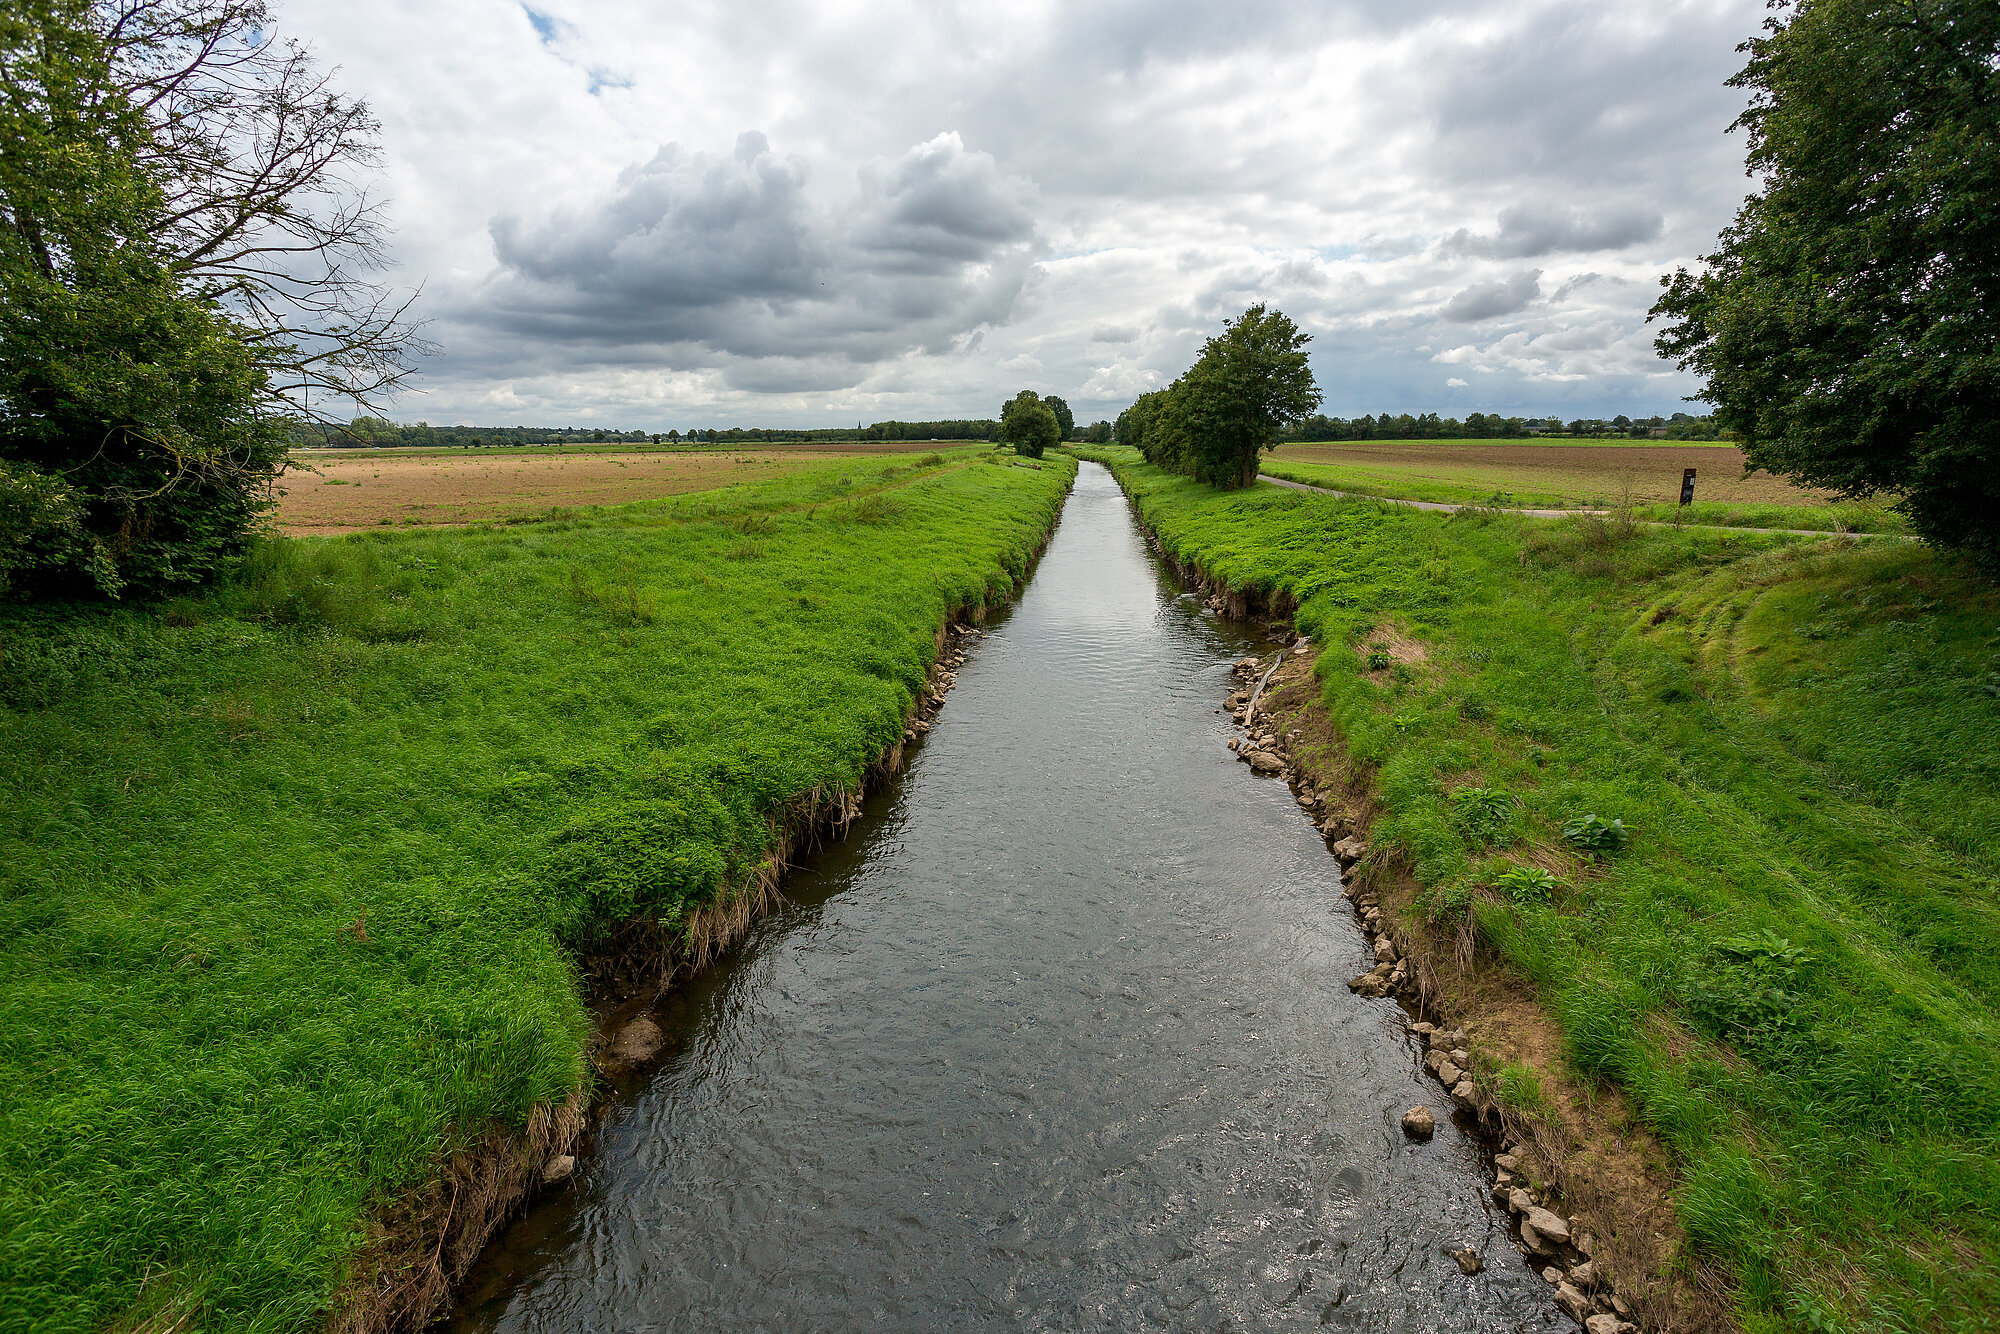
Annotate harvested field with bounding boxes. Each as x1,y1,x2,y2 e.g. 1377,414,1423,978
1260,439,1905,531
278,443,971,533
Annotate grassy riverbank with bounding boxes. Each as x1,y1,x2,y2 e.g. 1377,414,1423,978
1080,446,1999,1334
0,449,1075,1334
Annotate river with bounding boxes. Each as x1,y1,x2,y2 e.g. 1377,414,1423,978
449,461,1561,1332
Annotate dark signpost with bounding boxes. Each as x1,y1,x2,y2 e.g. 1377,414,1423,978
1680,467,1697,506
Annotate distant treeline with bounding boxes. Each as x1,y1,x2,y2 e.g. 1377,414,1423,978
290,417,1003,449
290,411,1728,452
1282,411,1729,441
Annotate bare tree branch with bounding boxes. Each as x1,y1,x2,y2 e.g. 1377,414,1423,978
91,0,428,421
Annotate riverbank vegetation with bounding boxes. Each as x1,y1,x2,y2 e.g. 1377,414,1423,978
0,1,420,600
1000,390,1062,458
0,450,1075,1334
1081,445,1998,1333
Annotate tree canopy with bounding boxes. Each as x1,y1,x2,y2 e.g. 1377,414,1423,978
1043,395,1074,440
0,0,413,596
1651,0,2000,566
1119,306,1320,488
999,390,1060,458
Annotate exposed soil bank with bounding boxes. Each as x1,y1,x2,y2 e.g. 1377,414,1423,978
1131,491,1730,1334
326,472,1075,1334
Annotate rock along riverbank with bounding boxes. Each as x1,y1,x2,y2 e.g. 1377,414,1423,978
1127,469,1719,1334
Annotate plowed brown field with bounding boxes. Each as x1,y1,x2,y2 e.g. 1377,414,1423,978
278,443,967,533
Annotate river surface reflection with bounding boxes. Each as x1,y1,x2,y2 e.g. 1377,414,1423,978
449,461,1560,1332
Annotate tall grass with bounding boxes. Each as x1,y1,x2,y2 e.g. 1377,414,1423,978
0,452,1074,1334
1081,445,2000,1333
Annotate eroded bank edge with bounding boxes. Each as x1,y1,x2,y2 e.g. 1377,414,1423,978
1123,477,1727,1334
324,464,1078,1334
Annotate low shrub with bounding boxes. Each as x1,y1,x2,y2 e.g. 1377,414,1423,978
1451,784,1514,839
1492,864,1561,905
1561,812,1627,855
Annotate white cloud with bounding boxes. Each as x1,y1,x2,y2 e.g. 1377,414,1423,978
276,0,1763,424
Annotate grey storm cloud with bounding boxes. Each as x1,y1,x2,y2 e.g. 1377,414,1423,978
283,0,1766,422
474,130,1041,390
1442,269,1542,322
1442,203,1665,259
489,132,820,310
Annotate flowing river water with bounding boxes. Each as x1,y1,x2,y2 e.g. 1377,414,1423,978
450,462,1562,1332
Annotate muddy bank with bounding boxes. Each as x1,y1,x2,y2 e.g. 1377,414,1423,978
1137,503,1732,1334
326,482,1074,1334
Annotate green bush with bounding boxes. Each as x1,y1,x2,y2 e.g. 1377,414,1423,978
1451,784,1514,839
1561,812,1628,855
1683,930,1814,1056
0,461,118,597
1492,864,1561,906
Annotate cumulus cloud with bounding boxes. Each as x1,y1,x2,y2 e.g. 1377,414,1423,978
1441,203,1664,258
1442,269,1542,322
280,0,1763,422
473,130,1040,390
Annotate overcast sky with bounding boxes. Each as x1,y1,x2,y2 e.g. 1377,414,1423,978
283,0,1766,428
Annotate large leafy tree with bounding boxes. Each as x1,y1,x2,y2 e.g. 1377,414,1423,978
1114,389,1167,461
999,390,1060,458
0,1,416,597
1156,305,1320,488
1042,394,1074,440
1652,0,2000,565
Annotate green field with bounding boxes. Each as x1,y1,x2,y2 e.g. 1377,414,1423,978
0,449,1074,1334
1081,445,1998,1333
1258,439,1908,533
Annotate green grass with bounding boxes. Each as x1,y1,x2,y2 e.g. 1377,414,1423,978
0,451,1074,1334
1257,443,1908,533
1080,445,1999,1334
1626,500,1909,533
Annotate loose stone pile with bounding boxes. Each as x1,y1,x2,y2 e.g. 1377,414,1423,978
904,623,980,743
1223,647,1641,1334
